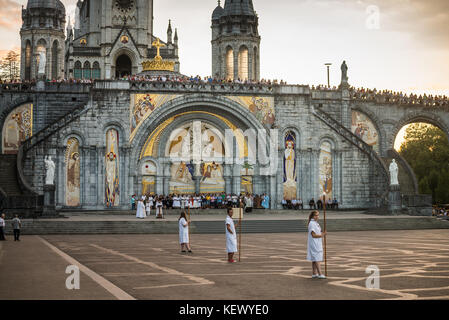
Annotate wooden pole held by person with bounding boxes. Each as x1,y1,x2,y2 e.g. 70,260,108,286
323,193,328,277
239,208,242,262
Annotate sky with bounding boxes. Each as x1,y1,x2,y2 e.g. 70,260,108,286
1,0,448,147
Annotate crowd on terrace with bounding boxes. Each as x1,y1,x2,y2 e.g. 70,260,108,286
1,76,448,107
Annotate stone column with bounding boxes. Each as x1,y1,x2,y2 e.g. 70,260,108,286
388,184,401,214
56,146,65,208
97,146,105,209
42,184,57,217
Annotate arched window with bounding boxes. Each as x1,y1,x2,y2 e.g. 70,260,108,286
226,47,234,80
51,40,59,80
319,141,333,200
65,137,80,206
25,41,32,80
74,61,82,79
92,61,101,79
238,46,249,81
83,61,91,79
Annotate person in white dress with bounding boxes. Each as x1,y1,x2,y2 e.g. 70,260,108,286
307,210,327,279
178,211,192,253
136,198,146,219
225,208,240,263
193,194,200,209
173,195,181,209
145,194,152,216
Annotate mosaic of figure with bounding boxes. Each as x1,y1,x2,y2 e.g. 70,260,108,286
2,104,32,154
200,162,225,193
65,138,80,206
319,141,333,199
105,129,120,206
283,131,297,200
351,111,379,153
170,161,195,194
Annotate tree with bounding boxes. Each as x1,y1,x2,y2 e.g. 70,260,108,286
399,123,449,204
0,50,20,81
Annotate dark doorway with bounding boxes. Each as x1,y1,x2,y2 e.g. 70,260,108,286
115,54,132,78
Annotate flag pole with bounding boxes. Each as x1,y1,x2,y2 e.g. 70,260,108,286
323,192,327,277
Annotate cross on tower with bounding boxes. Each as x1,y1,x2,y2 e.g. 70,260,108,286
152,38,165,58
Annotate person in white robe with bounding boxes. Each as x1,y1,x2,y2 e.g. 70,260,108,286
225,208,240,263
145,195,151,216
136,199,146,219
307,210,327,279
173,195,181,208
193,195,200,209
178,211,192,253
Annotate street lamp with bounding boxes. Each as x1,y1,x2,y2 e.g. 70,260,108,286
324,63,332,88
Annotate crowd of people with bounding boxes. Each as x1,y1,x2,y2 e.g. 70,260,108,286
131,193,271,218
121,74,287,86
348,87,449,107
433,206,448,217
2,76,448,109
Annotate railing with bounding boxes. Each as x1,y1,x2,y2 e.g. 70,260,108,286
350,92,449,108
94,80,275,94
0,83,35,92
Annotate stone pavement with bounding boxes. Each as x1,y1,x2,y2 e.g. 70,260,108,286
1,230,448,300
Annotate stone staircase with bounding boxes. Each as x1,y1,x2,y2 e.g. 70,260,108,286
3,216,448,235
311,105,390,205
0,154,22,196
0,101,92,217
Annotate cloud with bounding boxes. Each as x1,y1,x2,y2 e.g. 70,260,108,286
0,0,21,29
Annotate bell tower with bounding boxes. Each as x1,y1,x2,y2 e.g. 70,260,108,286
211,0,260,81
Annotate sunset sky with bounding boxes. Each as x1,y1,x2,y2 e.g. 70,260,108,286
1,0,448,147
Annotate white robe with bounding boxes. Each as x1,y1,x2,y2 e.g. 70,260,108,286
136,201,146,218
307,220,323,262
225,215,238,253
193,197,200,208
173,197,181,208
145,201,151,215
179,217,189,244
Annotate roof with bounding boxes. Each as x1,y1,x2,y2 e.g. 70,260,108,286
27,0,65,12
222,0,255,17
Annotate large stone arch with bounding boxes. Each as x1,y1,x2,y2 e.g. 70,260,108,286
129,95,269,196
130,94,266,174
389,111,449,150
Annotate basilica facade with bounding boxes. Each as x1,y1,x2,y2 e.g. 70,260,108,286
1,0,445,215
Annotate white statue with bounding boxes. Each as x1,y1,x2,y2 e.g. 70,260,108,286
389,159,399,186
38,51,46,75
44,156,55,185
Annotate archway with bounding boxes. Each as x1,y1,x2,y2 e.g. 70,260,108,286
115,54,132,78
394,122,449,204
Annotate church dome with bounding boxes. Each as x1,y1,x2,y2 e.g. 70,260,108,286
212,5,224,20
223,0,255,17
27,0,65,12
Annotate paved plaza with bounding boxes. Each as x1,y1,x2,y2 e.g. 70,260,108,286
1,230,449,300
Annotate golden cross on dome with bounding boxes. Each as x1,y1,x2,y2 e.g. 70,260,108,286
152,38,165,58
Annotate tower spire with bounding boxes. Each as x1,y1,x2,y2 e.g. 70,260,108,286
167,19,173,44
